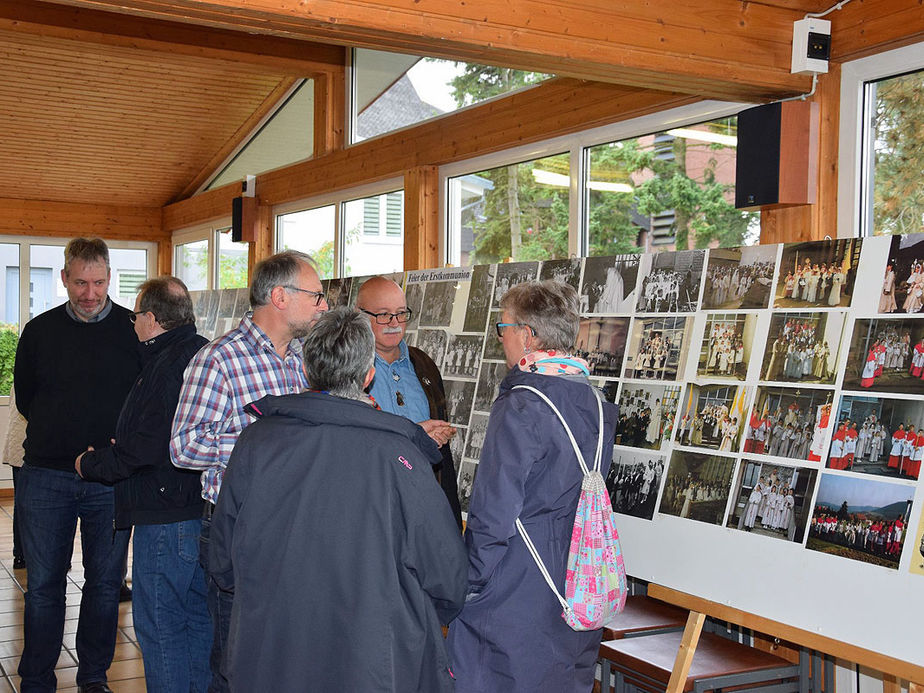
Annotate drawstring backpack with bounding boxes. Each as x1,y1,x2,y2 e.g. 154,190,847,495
512,384,628,631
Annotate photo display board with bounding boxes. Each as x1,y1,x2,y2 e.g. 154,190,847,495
191,236,924,666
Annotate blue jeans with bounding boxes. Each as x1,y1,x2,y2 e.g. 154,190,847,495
199,511,232,693
16,465,130,692
133,519,212,693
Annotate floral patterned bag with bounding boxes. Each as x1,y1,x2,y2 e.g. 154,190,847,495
513,384,628,631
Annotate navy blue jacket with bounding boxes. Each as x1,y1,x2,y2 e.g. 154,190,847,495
210,390,467,692
79,323,207,528
447,368,619,693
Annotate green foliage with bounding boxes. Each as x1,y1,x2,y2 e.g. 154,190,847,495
450,66,546,108
218,253,248,289
0,326,18,397
872,70,924,235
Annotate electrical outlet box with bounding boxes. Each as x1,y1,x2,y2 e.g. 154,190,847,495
792,18,831,74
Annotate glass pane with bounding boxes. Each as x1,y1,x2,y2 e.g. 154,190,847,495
867,68,924,235
277,205,336,280
342,191,404,276
447,153,570,266
176,240,208,291
208,79,315,190
217,229,249,289
109,248,148,309
353,49,550,142
586,116,759,255
0,242,20,396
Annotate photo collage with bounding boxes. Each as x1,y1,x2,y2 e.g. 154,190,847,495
188,234,924,574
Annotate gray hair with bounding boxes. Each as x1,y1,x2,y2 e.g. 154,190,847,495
249,250,317,308
302,307,375,400
500,280,580,351
138,276,195,331
64,238,110,275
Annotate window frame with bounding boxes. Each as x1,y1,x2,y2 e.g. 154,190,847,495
439,99,749,267
172,220,237,290
273,177,405,277
837,41,924,238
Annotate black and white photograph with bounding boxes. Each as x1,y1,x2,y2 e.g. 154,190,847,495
807,473,913,570
879,233,924,314
214,288,238,337
744,386,834,462
844,318,924,395
658,450,736,525
464,413,491,459
579,255,639,314
325,277,353,308
539,257,583,293
623,316,694,381
605,450,665,521
443,380,477,427
202,289,220,339
635,249,705,313
449,426,467,468
403,281,425,331
457,459,478,515
702,245,778,310
419,280,458,327
600,380,620,404
463,264,496,332
415,329,448,370
760,311,846,384
726,460,817,543
615,383,681,450
575,317,630,377
443,334,485,379
350,272,403,306
473,361,509,412
696,313,758,380
774,239,861,309
676,383,750,453
482,310,505,361
491,261,539,308
233,287,251,321
828,394,924,479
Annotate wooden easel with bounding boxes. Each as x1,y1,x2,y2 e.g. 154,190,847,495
647,584,924,693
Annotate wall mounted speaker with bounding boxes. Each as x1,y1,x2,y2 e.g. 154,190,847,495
735,100,819,210
231,196,258,243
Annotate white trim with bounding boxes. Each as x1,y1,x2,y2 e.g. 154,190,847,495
837,41,924,238
439,99,748,265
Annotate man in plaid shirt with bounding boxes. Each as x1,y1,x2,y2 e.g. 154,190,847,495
171,250,327,692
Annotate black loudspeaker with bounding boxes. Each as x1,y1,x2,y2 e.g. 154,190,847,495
735,101,818,210
231,197,243,242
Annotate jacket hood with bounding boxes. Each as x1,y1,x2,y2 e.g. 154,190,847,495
245,390,442,465
498,367,619,422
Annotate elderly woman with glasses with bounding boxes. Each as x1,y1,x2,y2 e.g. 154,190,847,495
447,280,619,693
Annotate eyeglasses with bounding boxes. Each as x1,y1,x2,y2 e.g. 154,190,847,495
128,310,148,324
495,322,534,338
284,286,326,306
360,309,413,325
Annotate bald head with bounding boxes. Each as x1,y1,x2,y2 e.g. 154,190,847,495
356,276,409,363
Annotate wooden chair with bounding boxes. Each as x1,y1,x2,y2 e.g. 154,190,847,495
602,595,689,641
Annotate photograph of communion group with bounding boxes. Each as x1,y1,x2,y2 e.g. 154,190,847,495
190,234,924,575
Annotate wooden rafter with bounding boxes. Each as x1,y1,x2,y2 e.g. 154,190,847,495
37,0,813,100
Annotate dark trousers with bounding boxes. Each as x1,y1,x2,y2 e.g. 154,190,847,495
16,465,131,692
199,509,232,693
12,465,23,560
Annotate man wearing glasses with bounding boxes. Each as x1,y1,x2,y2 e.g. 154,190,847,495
170,250,328,692
356,276,463,528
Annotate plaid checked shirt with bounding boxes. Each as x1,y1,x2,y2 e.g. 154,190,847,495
170,314,308,504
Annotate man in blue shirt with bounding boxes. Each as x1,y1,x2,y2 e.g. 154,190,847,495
356,277,463,527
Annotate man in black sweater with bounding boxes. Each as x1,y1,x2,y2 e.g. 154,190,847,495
14,238,141,693
77,276,210,693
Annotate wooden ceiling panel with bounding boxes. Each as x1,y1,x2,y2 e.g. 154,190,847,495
0,28,291,207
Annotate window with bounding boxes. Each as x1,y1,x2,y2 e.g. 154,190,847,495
172,224,250,290
275,181,404,278
443,101,757,267
277,205,336,279
351,49,549,143
838,41,924,237
206,80,315,192
118,271,146,297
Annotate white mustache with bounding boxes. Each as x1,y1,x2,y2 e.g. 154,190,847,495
382,327,403,335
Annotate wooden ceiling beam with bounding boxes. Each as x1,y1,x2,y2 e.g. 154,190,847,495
38,0,812,100
0,0,346,76
829,0,924,62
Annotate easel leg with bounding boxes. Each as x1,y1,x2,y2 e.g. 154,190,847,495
666,611,706,693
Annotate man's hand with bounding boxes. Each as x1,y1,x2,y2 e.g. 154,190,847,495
75,446,94,478
419,419,457,447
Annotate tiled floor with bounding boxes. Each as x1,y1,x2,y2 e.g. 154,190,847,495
0,498,146,692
